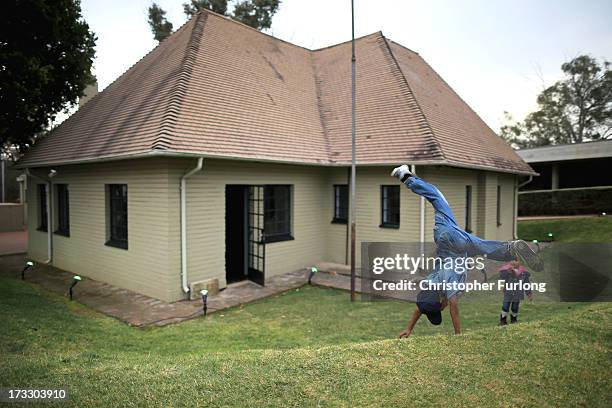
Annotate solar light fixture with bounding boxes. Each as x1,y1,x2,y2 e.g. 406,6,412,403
308,266,318,285
69,275,81,300
200,289,208,316
547,232,554,241
21,261,34,280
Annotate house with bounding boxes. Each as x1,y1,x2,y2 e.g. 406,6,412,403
17,10,534,302
517,140,612,216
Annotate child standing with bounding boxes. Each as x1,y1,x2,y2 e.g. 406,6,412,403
499,260,533,325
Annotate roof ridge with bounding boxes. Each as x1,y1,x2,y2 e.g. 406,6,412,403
379,35,446,161
312,32,382,52
197,8,313,52
152,12,207,150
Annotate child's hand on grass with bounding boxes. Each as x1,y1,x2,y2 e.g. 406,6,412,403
399,329,412,339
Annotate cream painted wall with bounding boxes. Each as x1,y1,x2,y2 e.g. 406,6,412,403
27,159,178,301
26,157,519,302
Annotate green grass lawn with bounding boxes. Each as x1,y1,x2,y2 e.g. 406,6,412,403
518,216,612,242
1,277,611,407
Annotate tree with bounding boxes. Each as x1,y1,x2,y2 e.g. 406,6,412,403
501,55,612,149
232,0,279,30
148,0,280,42
1,0,96,155
148,3,174,42
183,0,228,17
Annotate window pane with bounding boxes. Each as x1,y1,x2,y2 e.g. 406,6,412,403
264,185,291,238
496,185,502,226
38,184,47,230
333,185,348,221
108,184,128,245
381,186,400,227
465,185,472,231
56,184,69,235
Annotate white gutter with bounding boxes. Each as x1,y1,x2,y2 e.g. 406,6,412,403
25,168,53,263
513,175,533,238
410,165,425,255
16,150,537,176
180,157,203,294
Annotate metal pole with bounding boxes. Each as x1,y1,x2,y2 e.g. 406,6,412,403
1,159,5,203
350,0,357,302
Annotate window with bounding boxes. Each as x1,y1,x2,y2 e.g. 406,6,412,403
380,185,400,228
106,184,128,249
37,184,47,231
332,185,348,223
55,184,70,236
263,185,292,243
465,185,473,233
496,185,502,226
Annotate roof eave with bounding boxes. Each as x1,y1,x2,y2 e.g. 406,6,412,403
15,150,537,175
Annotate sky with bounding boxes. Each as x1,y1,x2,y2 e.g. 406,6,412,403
79,0,612,132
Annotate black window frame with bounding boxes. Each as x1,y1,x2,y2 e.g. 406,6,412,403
332,184,348,224
106,184,128,249
496,185,502,227
55,184,70,237
263,185,293,243
37,184,48,232
465,185,473,233
380,185,400,228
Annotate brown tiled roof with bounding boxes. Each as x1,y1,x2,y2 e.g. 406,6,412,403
19,10,534,175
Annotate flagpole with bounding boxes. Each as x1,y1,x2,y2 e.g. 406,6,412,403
350,0,356,302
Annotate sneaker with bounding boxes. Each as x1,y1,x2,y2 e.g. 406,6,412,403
510,240,544,272
391,164,413,182
499,315,508,326
510,315,518,324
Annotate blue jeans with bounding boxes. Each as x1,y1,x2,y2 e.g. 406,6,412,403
502,301,520,316
404,176,515,261
405,177,515,298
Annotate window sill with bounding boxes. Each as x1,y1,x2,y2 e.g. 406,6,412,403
262,234,294,244
379,223,399,229
54,230,70,237
105,239,128,250
331,218,347,225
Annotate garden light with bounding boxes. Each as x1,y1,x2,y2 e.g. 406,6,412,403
200,289,208,316
308,266,318,285
69,275,81,300
21,261,34,280
547,232,554,241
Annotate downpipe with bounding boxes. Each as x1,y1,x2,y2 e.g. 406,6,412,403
180,158,203,295
25,168,55,263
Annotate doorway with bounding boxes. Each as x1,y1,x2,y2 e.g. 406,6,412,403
225,185,266,285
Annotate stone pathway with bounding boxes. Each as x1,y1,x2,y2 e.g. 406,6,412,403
0,254,365,327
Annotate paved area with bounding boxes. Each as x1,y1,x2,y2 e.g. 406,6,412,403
0,230,27,255
0,254,365,327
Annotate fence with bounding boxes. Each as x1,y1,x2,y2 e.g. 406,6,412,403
518,186,612,216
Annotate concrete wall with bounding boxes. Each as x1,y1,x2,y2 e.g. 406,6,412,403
26,157,518,302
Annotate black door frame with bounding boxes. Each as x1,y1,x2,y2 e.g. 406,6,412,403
247,185,266,285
